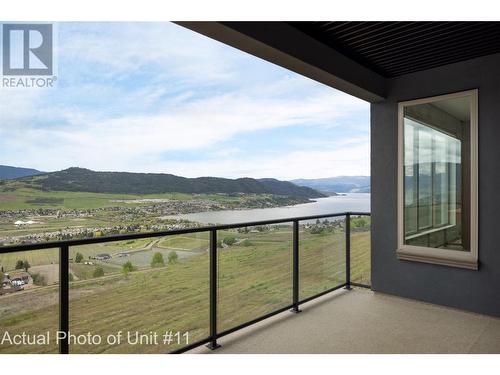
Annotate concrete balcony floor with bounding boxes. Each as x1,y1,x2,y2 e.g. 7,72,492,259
189,288,500,354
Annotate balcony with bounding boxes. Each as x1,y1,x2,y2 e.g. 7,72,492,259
4,209,498,355
189,287,500,354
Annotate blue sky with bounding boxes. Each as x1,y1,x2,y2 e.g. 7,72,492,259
0,22,370,179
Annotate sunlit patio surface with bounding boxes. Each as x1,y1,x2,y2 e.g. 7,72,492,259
189,288,500,354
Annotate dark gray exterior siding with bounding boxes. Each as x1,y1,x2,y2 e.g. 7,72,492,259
371,52,500,316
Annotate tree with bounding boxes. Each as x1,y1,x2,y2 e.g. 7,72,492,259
353,217,368,228
168,251,178,264
223,236,236,246
75,252,84,263
310,226,324,235
23,260,30,272
15,260,24,270
31,273,46,286
151,252,165,268
122,261,136,275
93,266,104,278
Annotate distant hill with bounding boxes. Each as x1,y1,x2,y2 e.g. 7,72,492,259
291,176,370,194
0,165,44,180
1,167,325,198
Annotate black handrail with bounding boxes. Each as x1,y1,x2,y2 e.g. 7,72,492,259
0,211,371,354
0,212,369,253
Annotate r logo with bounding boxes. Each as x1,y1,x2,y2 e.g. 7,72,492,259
2,24,53,76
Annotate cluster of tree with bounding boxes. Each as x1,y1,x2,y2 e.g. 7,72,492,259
310,219,337,235
217,236,254,248
350,216,370,228
15,260,31,272
151,251,178,268
308,216,370,235
223,236,237,246
310,226,334,235
31,273,47,286
237,225,271,233
217,235,237,248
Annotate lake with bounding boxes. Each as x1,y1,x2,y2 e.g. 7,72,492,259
170,193,370,224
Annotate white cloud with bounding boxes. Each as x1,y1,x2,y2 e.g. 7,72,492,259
59,22,245,85
137,143,371,180
0,88,367,174
0,22,370,179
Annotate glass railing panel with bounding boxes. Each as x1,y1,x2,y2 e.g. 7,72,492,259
217,223,293,333
68,233,209,353
0,248,60,353
350,215,371,286
299,216,346,300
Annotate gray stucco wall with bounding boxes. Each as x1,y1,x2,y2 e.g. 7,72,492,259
371,52,500,317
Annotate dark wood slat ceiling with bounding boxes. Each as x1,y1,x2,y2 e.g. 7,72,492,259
289,22,500,78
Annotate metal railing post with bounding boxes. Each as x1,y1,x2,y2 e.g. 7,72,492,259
59,244,69,354
206,229,221,350
345,213,352,290
291,220,301,313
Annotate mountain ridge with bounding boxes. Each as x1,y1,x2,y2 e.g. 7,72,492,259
0,167,325,198
0,165,44,180
291,176,370,193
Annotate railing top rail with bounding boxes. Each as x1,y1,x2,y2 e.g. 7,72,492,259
0,211,370,253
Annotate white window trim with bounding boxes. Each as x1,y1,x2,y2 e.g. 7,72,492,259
397,89,478,270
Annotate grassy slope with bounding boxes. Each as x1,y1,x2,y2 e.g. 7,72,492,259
0,168,323,198
0,228,370,354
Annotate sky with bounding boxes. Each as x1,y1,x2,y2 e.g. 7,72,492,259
0,22,370,180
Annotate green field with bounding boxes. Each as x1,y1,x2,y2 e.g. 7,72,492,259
0,188,196,211
0,224,370,354
157,235,209,251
